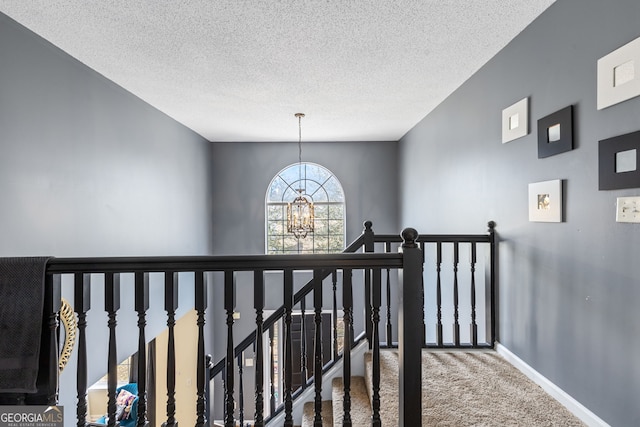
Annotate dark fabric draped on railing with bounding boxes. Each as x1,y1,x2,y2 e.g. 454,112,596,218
17,220,497,427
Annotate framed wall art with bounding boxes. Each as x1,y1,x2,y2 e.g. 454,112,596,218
528,179,563,222
597,35,640,110
598,130,640,190
502,97,528,143
537,105,573,158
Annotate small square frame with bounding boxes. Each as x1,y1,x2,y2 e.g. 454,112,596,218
597,35,640,110
537,105,573,158
528,179,563,222
598,130,640,190
502,97,528,143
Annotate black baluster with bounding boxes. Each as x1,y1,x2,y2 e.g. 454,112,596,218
44,273,61,405
371,268,382,427
363,221,374,348
205,355,213,425
238,354,244,426
453,243,460,346
269,326,276,415
221,365,226,422
420,241,427,346
135,272,149,427
196,272,209,427
342,269,353,427
163,272,179,427
313,269,323,427
300,296,308,387
224,271,235,427
283,269,294,427
470,243,478,347
385,242,392,347
105,273,120,427
332,270,338,359
436,242,443,347
254,270,265,427
74,273,90,427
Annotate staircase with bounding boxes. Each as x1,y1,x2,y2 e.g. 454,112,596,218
301,351,395,427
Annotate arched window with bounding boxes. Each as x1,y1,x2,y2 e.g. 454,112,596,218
266,162,345,254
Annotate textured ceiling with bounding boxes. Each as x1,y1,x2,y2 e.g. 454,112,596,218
0,1,555,142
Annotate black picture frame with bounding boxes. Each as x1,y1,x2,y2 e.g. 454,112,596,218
599,130,640,190
537,105,573,158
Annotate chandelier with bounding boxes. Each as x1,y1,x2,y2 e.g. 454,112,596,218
287,113,315,239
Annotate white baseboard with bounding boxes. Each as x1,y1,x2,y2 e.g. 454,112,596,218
496,343,609,427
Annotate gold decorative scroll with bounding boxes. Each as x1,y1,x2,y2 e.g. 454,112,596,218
59,298,76,372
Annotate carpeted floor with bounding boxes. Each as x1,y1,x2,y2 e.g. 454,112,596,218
363,350,586,427
302,349,586,426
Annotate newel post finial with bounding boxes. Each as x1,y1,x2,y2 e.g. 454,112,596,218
487,221,496,233
401,227,419,248
363,221,374,253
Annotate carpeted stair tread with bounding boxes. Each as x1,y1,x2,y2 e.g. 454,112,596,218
301,400,333,427
331,376,372,426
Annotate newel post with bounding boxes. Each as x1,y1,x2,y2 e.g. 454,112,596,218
398,228,423,426
487,220,497,346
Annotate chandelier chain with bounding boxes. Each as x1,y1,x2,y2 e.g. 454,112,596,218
296,113,305,189
288,112,314,239
298,113,302,165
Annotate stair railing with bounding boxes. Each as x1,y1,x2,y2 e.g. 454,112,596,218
209,221,496,426
373,220,497,348
209,221,376,425
8,220,496,427
33,220,418,427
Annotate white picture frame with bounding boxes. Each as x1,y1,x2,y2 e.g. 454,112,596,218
597,35,640,110
528,179,563,222
502,97,529,143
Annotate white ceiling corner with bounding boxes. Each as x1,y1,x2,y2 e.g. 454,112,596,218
0,1,555,142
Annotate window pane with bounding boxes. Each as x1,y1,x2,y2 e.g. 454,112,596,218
268,177,289,202
329,235,345,252
314,218,329,235
328,205,344,220
284,236,300,253
268,204,285,220
307,181,329,202
314,204,329,220
324,177,345,201
280,165,302,184
283,185,300,201
304,180,321,199
328,219,344,235
305,164,331,183
313,236,329,252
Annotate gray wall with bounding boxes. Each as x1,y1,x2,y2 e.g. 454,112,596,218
210,140,398,254
0,14,212,258
399,0,640,425
0,13,213,422
209,140,398,418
